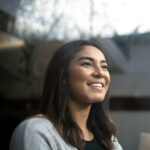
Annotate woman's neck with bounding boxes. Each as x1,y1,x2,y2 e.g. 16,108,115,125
68,99,94,141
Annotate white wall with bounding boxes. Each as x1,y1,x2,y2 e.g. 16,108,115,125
130,43,150,73
111,111,150,150
109,38,150,97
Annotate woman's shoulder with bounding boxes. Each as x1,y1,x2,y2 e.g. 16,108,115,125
13,114,59,137
10,114,78,150
13,114,53,133
9,114,58,150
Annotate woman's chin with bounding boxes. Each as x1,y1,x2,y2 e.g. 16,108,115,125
87,96,105,104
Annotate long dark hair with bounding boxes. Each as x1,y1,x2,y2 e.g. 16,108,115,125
40,40,116,150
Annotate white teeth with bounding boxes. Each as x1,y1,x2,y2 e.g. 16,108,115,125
90,83,102,87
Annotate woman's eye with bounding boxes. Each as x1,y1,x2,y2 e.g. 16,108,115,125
102,65,108,70
81,62,92,66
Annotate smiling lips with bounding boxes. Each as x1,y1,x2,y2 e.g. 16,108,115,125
87,82,104,90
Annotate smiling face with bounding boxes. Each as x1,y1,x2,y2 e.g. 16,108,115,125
68,45,111,106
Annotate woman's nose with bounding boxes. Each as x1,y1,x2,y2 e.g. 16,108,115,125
92,67,105,78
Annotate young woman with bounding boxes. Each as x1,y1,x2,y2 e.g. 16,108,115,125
9,40,123,150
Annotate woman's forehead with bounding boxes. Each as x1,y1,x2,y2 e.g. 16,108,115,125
74,45,106,61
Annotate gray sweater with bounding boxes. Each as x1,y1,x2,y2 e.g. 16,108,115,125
9,117,123,150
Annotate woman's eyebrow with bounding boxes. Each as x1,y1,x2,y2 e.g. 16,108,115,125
78,56,94,62
78,57,107,64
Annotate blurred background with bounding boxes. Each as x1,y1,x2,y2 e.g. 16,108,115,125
0,0,150,150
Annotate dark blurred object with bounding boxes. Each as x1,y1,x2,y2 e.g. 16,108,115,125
0,9,15,33
110,97,150,111
0,98,40,150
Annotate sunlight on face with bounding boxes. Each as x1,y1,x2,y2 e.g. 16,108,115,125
68,45,110,106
